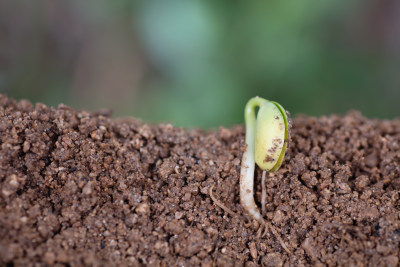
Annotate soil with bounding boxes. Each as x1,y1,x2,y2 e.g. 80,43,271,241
0,94,400,266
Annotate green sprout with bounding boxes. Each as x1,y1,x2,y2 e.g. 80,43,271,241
240,96,290,252
210,96,290,253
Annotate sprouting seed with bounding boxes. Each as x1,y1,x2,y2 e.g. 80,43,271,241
239,96,290,253
209,96,290,253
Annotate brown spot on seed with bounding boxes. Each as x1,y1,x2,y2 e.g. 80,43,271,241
264,155,275,163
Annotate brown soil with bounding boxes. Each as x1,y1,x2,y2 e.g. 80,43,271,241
0,94,400,266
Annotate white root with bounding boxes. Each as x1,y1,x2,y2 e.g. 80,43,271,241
261,170,267,215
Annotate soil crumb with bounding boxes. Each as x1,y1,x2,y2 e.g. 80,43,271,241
1,95,400,266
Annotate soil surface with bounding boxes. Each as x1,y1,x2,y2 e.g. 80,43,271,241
1,94,400,266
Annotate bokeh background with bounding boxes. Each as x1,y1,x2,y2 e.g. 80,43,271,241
1,0,399,128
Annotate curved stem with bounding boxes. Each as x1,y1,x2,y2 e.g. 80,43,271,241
240,97,266,222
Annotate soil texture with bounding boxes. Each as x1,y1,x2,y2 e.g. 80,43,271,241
1,95,400,266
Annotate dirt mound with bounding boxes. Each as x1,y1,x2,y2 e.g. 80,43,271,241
1,95,399,266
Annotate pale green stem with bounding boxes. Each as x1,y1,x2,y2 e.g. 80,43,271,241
240,97,266,222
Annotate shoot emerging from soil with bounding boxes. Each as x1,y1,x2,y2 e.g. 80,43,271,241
240,96,289,229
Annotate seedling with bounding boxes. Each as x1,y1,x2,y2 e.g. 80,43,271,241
240,96,288,220
209,96,290,253
240,96,290,252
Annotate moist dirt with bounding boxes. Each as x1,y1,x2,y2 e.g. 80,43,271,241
0,95,400,266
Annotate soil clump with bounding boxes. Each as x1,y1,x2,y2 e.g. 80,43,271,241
0,95,400,266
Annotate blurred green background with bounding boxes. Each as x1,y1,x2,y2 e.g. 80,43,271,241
1,0,399,128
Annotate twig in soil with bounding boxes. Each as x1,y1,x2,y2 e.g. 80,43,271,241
323,222,367,239
209,185,237,217
262,220,291,254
